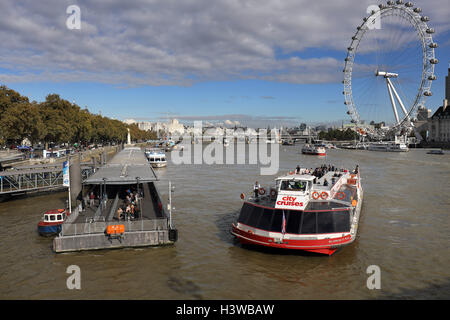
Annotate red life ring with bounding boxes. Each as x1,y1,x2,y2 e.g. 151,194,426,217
337,192,345,200
259,188,266,195
240,193,245,200
312,191,320,200
320,192,328,200
270,189,277,198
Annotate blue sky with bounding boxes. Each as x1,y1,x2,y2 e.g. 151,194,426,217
1,0,449,128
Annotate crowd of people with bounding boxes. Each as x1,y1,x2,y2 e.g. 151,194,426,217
115,188,141,221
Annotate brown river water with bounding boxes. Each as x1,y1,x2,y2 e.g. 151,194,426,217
1,145,449,299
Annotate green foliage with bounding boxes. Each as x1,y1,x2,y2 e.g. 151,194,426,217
318,128,359,141
0,86,155,145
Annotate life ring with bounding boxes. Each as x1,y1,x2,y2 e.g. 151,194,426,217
240,193,245,200
259,188,266,195
312,191,320,200
337,192,345,200
320,192,328,200
270,189,277,198
58,209,65,213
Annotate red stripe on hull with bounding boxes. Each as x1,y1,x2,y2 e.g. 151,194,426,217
232,225,352,255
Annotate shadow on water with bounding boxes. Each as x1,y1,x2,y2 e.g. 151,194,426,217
377,280,450,300
167,276,203,300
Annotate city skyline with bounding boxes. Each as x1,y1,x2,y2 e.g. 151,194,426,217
1,0,449,128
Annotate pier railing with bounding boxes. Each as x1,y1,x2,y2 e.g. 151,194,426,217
61,218,168,236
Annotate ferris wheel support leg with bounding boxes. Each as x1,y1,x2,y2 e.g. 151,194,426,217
387,78,410,122
386,79,400,125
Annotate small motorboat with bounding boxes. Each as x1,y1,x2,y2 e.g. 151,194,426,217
427,149,444,155
37,209,68,236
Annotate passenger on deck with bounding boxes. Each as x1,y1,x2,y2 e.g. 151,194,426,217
323,179,329,186
254,181,260,198
117,207,123,220
89,192,95,207
295,165,300,174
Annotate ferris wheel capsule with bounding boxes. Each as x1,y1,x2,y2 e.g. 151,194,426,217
424,91,432,96
405,2,413,7
430,58,439,64
413,7,421,13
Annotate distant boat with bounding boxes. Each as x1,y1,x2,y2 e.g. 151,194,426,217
145,148,167,168
301,144,326,156
37,209,68,236
427,149,444,155
367,141,408,152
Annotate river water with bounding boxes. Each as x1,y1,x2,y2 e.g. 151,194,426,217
1,144,449,299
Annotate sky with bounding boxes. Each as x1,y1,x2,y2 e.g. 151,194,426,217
0,0,449,128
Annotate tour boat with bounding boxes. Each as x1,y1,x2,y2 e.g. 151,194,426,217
231,165,363,255
301,144,326,156
37,209,68,236
145,148,167,168
367,141,409,152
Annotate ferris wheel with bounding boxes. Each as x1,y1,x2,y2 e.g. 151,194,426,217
343,1,438,138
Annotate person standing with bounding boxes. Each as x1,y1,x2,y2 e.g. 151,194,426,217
254,181,261,198
89,192,95,207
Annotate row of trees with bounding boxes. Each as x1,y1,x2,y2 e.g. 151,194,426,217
0,86,156,146
318,128,359,141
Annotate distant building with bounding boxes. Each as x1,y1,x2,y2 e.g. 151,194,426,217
428,67,450,142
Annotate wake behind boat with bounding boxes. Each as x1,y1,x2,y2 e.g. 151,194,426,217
231,165,363,255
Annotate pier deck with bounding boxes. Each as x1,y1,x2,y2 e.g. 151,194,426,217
53,147,177,253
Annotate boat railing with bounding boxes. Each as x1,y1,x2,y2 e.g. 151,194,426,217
60,218,168,236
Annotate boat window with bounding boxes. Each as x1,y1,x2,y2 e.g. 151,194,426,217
300,212,317,234
150,158,155,161
44,215,48,221
280,180,308,192
237,203,253,225
256,208,274,230
269,210,283,232
247,205,263,227
286,211,302,234
50,215,56,221
57,214,62,221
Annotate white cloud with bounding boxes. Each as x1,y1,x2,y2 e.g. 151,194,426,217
0,0,448,86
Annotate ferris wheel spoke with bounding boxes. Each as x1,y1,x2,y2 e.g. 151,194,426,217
343,2,437,136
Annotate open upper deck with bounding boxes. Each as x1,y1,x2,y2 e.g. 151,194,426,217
84,147,158,185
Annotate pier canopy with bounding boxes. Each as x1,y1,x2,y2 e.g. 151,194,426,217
84,147,158,185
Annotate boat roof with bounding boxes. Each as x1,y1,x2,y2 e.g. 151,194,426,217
84,147,159,185
44,209,65,215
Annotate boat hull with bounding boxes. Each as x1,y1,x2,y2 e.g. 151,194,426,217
37,223,62,236
151,162,167,168
231,224,355,255
302,151,326,156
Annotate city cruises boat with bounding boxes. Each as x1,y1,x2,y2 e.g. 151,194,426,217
427,149,444,155
145,148,167,168
367,141,408,152
37,209,68,236
301,144,326,156
231,165,363,255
